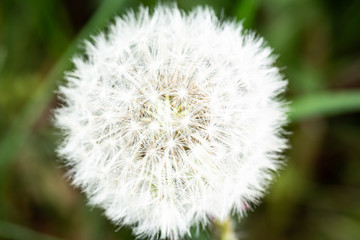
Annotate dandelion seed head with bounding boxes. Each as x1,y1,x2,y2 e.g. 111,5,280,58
55,4,288,239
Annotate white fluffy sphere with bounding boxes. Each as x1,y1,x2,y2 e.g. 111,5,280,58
55,5,288,239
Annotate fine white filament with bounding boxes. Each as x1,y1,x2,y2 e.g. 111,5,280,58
55,5,288,239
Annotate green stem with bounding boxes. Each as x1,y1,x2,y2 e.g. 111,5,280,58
216,217,237,240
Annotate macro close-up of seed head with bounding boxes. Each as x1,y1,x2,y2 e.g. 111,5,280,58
3,0,360,239
54,5,288,239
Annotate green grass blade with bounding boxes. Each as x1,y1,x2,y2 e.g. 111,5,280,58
290,91,360,122
0,47,6,74
235,0,260,28
0,0,127,169
0,221,64,240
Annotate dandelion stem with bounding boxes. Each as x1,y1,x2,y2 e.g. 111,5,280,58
216,217,237,240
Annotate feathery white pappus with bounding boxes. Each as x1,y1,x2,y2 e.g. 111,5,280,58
54,4,288,239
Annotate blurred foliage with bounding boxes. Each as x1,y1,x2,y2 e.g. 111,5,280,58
0,0,360,239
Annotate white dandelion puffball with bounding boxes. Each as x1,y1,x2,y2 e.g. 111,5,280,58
55,5,288,239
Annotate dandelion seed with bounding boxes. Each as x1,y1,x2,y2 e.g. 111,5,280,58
54,4,288,239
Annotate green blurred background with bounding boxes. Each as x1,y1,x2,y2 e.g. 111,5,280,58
1,0,360,239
